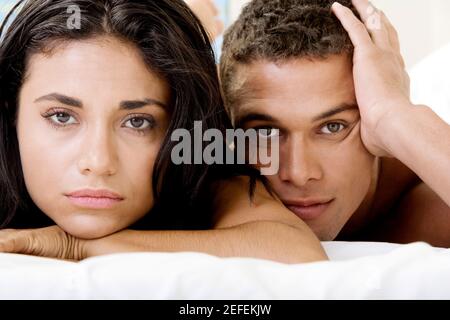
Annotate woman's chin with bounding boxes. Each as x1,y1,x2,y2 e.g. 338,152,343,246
55,217,122,240
68,228,117,240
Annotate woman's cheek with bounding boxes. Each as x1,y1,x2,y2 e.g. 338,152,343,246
124,142,160,210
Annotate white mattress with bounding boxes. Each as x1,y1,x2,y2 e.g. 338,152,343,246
1,241,449,299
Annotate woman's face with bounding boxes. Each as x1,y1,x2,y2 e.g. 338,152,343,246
16,36,171,239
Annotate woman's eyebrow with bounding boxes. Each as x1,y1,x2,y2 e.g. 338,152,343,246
34,93,82,108
119,98,167,110
34,93,167,110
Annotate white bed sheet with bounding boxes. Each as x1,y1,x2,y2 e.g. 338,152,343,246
1,241,449,299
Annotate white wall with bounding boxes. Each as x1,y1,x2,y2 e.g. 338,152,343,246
229,0,251,21
373,0,450,68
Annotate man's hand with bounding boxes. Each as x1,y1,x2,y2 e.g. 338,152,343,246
185,0,224,40
333,0,450,209
0,226,87,261
332,0,412,157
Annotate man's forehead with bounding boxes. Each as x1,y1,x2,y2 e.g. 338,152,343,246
231,61,270,99
230,72,358,127
229,56,355,116
232,59,291,92
233,56,353,98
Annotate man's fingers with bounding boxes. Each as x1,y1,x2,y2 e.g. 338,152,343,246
351,0,391,50
331,2,374,50
373,11,405,68
380,11,401,53
351,0,374,23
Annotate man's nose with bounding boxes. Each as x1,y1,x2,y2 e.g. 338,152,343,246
77,125,118,177
278,135,323,187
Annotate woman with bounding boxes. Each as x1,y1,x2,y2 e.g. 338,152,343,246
0,0,326,263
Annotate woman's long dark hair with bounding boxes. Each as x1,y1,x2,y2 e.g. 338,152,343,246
0,0,251,230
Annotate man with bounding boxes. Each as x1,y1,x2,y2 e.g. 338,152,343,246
218,0,450,246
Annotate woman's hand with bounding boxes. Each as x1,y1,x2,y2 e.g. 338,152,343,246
332,0,413,157
0,226,155,261
185,0,224,40
0,226,87,261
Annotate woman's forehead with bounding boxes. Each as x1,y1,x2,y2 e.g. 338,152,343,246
21,37,170,107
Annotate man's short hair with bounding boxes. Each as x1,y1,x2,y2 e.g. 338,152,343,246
220,0,360,111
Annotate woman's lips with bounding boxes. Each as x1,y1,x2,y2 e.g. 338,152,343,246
285,199,334,221
65,189,124,209
66,196,123,209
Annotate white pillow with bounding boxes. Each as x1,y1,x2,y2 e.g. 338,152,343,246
1,241,449,299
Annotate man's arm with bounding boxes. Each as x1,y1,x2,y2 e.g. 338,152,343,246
332,0,450,206
332,0,450,246
378,105,450,207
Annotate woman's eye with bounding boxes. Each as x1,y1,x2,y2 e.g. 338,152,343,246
124,117,154,130
320,123,346,134
49,112,77,125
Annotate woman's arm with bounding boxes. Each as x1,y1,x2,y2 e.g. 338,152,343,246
0,178,327,264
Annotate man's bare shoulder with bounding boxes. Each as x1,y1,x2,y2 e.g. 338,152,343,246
367,182,450,247
341,157,420,240
357,158,450,247
370,157,421,217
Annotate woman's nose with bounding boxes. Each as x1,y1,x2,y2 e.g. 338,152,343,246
77,127,118,177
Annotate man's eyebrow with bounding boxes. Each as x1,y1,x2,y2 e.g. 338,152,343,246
234,112,278,128
34,93,167,110
313,103,359,121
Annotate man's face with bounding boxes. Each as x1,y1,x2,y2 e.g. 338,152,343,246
231,54,377,240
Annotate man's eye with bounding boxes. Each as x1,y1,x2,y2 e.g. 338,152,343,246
320,123,346,134
255,127,279,138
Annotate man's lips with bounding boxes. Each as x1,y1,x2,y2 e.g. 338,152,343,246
283,199,334,221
